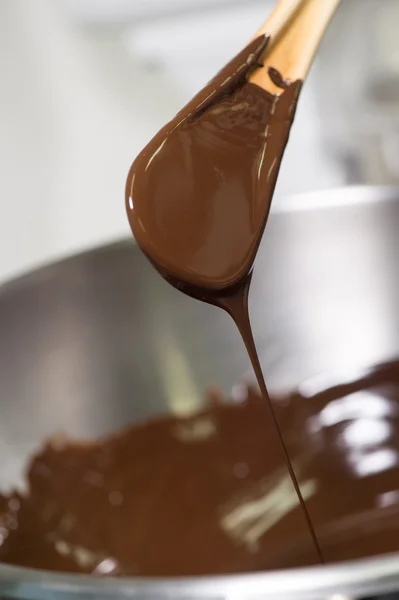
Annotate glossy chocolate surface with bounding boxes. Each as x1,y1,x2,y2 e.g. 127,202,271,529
126,36,301,291
1,361,399,575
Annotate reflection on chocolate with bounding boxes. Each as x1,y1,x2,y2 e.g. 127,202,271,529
297,359,399,563
1,361,399,575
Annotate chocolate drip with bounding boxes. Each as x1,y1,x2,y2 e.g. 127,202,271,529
125,36,318,559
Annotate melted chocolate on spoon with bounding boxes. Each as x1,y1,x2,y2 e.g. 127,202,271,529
125,36,322,559
126,36,300,291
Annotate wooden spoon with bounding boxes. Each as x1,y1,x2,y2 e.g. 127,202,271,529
250,0,342,94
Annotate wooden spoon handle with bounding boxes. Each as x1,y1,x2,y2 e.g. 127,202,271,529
250,0,342,94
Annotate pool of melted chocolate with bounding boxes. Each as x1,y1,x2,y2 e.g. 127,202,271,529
1,360,399,576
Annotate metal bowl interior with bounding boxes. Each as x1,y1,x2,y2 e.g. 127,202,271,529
1,186,399,599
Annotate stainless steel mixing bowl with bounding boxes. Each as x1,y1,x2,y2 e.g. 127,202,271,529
1,186,399,600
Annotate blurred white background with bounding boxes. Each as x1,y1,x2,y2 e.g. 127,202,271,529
1,0,399,282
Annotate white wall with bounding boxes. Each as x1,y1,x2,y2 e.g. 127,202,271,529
0,0,185,281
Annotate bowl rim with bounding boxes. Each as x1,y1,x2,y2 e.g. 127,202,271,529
1,184,399,599
1,184,398,292
2,551,399,600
